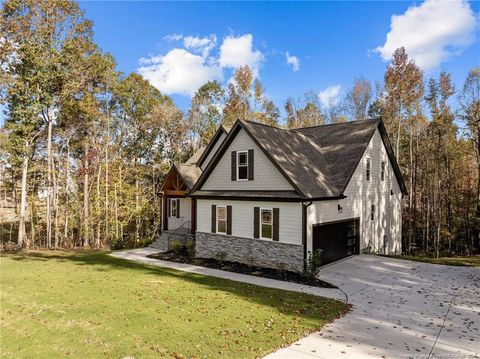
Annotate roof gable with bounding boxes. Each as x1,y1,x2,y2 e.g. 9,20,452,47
192,118,407,199
200,126,295,192
196,125,230,168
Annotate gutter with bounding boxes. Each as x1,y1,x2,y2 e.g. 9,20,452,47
302,201,313,261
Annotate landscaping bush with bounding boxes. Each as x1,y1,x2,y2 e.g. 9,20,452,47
170,239,184,253
303,249,323,279
214,251,228,262
185,239,195,259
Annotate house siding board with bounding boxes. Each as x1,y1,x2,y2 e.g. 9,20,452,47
306,129,402,254
201,129,293,191
168,197,191,230
195,232,304,272
197,199,303,245
200,131,227,171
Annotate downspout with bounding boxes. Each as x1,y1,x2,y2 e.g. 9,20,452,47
302,201,313,261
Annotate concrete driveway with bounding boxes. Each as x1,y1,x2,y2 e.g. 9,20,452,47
266,255,480,358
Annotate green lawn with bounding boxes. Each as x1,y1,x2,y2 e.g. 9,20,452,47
0,251,346,358
382,254,480,267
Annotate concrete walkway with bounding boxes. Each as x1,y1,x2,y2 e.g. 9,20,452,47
266,255,480,359
110,247,346,301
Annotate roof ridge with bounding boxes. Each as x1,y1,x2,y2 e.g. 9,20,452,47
291,118,380,131
242,118,380,133
242,119,290,131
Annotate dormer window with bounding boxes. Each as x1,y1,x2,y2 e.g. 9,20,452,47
237,151,248,180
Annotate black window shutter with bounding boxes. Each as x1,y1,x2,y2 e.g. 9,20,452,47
273,208,279,241
211,205,216,233
176,199,180,218
248,149,254,180
166,199,170,217
253,207,260,238
227,205,232,235
231,151,237,181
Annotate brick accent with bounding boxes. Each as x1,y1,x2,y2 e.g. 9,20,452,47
195,232,304,272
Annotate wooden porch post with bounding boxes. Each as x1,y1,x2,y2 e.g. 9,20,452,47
163,195,168,231
191,198,196,235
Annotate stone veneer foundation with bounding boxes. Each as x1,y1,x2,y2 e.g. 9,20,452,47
195,232,304,272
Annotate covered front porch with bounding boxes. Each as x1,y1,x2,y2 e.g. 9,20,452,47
159,164,197,235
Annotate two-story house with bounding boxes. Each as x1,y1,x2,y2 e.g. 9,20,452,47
156,118,406,271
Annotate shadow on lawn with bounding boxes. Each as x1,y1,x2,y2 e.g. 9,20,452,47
5,250,347,322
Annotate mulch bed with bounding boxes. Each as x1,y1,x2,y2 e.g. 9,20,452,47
148,251,336,289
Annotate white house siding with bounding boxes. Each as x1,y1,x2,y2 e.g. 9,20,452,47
200,131,227,171
167,197,191,230
196,199,302,245
201,129,293,191
306,129,402,254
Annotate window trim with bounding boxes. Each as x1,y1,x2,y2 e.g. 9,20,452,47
217,205,227,234
366,157,371,181
236,150,249,181
260,208,273,240
370,204,375,221
169,198,178,218
381,161,385,181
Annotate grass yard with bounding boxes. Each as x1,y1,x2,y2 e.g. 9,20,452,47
383,254,480,267
0,251,346,358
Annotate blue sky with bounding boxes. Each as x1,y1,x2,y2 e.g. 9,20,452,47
78,0,479,113
1,1,479,124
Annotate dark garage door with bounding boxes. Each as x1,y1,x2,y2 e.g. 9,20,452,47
312,219,359,265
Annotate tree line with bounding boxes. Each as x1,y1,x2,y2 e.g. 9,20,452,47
0,0,478,256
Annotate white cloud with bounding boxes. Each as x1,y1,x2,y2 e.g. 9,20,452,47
140,33,265,96
183,35,217,58
285,51,300,72
138,48,223,96
318,85,341,108
219,34,264,75
163,33,183,42
375,0,477,70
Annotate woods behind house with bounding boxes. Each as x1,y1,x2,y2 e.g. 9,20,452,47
1,0,479,256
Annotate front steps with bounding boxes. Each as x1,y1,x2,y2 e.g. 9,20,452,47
150,229,194,252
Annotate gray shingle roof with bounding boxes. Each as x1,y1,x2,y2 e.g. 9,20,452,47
241,119,381,198
189,118,406,199
176,164,202,190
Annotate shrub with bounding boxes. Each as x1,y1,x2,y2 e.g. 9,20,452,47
111,240,125,250
170,239,184,254
244,254,257,268
214,251,228,262
303,249,323,279
276,262,288,273
185,239,195,260
0,241,21,253
138,238,153,248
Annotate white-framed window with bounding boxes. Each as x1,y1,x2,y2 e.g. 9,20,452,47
217,206,227,234
381,161,386,181
370,204,375,221
366,157,371,181
237,150,248,181
169,198,178,217
260,208,273,239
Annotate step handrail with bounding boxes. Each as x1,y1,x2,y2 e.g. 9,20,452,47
167,220,191,248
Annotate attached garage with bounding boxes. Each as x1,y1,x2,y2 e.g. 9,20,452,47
312,219,360,265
